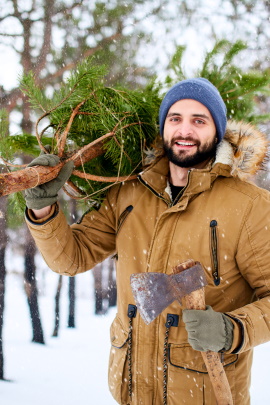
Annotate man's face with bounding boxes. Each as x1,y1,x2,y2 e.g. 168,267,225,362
163,99,217,169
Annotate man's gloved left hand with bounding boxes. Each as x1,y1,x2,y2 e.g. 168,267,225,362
182,305,234,352
24,153,74,210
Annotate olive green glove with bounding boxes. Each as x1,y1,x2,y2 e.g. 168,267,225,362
182,305,234,352
24,154,74,210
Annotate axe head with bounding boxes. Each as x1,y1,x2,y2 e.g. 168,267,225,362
130,262,207,325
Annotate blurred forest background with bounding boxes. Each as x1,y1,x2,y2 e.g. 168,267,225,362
1,0,270,383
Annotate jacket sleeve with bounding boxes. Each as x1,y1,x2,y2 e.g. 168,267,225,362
227,189,270,353
25,187,119,276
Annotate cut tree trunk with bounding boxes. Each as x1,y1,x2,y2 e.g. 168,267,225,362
0,139,105,197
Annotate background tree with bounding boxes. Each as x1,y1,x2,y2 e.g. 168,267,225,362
52,197,79,335
23,226,45,344
0,194,7,379
52,274,62,337
0,111,9,380
67,199,78,328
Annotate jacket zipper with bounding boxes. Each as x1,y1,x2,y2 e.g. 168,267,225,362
210,219,220,286
116,205,133,236
138,170,192,207
169,170,192,207
137,175,169,205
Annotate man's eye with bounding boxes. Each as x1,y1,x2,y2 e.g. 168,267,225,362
194,119,204,124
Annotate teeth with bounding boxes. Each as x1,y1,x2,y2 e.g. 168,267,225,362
176,141,195,146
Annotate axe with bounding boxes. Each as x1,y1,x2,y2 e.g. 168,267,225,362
130,259,233,405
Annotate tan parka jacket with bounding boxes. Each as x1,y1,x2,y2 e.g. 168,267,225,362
26,122,270,405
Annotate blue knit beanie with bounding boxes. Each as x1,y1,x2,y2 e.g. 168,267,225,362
159,78,227,143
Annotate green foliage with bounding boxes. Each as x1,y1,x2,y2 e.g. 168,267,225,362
0,109,14,161
7,192,26,228
0,128,54,161
165,39,270,123
19,57,159,202
1,133,53,157
20,72,50,113
168,45,186,81
197,40,270,122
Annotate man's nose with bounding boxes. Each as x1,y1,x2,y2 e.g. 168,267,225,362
178,120,193,136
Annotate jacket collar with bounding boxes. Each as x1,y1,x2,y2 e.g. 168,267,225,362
139,144,232,199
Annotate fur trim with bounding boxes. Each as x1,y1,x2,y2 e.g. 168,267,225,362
143,120,269,181
223,120,269,180
214,139,234,167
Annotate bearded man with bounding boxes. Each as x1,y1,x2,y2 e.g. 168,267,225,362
25,78,270,405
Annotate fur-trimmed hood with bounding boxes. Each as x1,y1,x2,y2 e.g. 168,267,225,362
215,121,269,180
143,121,269,181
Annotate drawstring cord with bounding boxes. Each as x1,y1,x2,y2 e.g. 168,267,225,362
127,304,137,400
163,314,179,405
126,307,178,404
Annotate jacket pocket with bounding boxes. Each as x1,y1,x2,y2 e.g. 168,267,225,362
116,205,133,236
108,315,129,404
209,220,220,286
168,343,238,373
167,344,237,404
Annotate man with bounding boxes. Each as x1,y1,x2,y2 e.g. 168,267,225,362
25,78,270,404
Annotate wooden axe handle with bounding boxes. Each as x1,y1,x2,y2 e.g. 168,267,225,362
173,260,234,405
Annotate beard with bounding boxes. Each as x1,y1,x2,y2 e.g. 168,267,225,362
163,136,217,168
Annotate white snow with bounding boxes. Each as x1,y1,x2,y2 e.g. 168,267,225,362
1,266,118,405
1,263,270,404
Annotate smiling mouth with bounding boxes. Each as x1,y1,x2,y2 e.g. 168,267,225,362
174,141,196,147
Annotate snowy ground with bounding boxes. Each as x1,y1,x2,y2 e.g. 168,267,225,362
1,260,270,404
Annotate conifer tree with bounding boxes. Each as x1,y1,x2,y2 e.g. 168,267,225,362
0,40,269,207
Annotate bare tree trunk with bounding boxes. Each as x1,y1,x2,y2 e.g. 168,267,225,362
21,105,44,342
68,277,76,328
93,262,104,315
0,246,5,380
24,227,45,344
52,275,63,337
0,196,7,380
107,258,117,308
67,199,77,327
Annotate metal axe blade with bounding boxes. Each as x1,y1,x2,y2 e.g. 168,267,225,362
130,263,207,325
130,273,175,324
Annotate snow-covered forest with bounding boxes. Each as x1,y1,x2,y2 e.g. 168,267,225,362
1,1,270,404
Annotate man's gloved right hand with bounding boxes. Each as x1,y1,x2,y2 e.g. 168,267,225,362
24,154,74,210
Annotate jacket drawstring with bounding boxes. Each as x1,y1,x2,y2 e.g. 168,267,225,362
163,314,179,405
127,304,137,400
